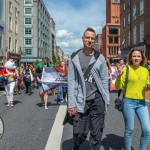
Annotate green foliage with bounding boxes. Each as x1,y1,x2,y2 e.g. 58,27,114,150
57,55,61,64
52,53,56,65
35,59,40,66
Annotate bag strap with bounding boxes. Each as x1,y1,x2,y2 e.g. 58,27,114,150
123,66,129,97
83,50,100,79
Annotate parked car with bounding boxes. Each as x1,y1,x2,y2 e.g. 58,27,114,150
0,67,4,89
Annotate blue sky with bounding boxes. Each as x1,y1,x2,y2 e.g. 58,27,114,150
43,0,106,54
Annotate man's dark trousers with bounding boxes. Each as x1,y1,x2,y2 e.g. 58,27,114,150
73,94,105,150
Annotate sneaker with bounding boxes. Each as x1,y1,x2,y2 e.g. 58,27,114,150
45,105,48,110
10,101,14,107
57,102,61,105
7,102,10,107
61,99,64,103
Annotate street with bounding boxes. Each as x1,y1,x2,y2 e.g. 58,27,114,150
0,89,150,150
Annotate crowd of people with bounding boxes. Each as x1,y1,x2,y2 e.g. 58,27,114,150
0,27,150,150
0,58,68,110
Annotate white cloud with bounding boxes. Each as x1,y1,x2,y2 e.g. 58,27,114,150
44,0,106,54
56,29,73,38
57,38,83,52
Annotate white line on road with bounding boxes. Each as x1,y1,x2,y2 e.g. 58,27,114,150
45,105,67,150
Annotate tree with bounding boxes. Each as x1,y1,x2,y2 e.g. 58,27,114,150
57,55,61,64
52,53,56,65
35,59,40,67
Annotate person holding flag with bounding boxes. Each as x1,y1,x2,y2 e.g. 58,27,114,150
36,57,52,110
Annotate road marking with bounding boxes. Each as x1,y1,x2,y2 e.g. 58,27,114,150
45,105,67,150
0,91,6,96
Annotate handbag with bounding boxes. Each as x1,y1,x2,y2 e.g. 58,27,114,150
114,66,129,111
63,111,75,125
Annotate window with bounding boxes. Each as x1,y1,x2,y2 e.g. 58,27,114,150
109,37,113,44
15,21,17,34
108,47,111,55
128,13,130,25
15,39,17,52
25,8,32,14
9,16,12,31
133,26,136,44
25,48,32,55
123,17,126,27
140,22,144,42
9,1,12,13
25,18,32,24
25,0,32,4
9,37,11,50
128,31,130,45
25,28,32,34
0,33,2,49
109,27,118,34
128,0,130,5
140,0,144,16
123,3,125,10
122,36,125,45
133,5,136,20
25,38,32,45
15,7,18,18
114,46,118,55
114,37,118,44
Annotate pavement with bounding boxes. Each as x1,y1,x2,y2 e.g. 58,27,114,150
0,89,60,150
61,91,150,150
0,89,150,150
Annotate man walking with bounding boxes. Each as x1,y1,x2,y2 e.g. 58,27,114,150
68,27,110,150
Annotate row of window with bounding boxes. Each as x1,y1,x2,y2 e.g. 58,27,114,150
8,37,18,52
122,0,144,19
109,37,119,44
122,22,144,46
108,46,119,56
9,1,18,18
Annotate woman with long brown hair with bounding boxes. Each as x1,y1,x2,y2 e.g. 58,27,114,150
115,49,150,150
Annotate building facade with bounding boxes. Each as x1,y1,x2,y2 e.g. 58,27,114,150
0,0,5,65
50,18,56,62
0,0,21,65
94,34,102,53
56,46,64,61
102,0,120,59
20,0,56,64
120,0,150,60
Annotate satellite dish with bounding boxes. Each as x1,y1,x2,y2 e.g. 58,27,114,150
0,117,4,139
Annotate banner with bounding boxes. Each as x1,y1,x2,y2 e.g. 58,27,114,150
41,67,68,90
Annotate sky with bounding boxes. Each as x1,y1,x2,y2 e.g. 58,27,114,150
43,0,106,55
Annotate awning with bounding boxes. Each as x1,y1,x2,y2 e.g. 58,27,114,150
21,58,42,62
0,25,4,31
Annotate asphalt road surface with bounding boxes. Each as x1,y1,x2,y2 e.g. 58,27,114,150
0,89,150,150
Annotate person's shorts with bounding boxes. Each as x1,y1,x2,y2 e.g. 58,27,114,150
15,80,18,86
37,82,44,92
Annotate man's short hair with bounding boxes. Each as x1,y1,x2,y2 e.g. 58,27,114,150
83,27,96,36
42,57,49,61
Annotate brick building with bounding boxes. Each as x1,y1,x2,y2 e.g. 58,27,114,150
102,0,120,59
120,0,150,60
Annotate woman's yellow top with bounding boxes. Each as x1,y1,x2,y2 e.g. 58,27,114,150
115,65,149,100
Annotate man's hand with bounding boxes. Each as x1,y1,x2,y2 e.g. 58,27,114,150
68,107,77,115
